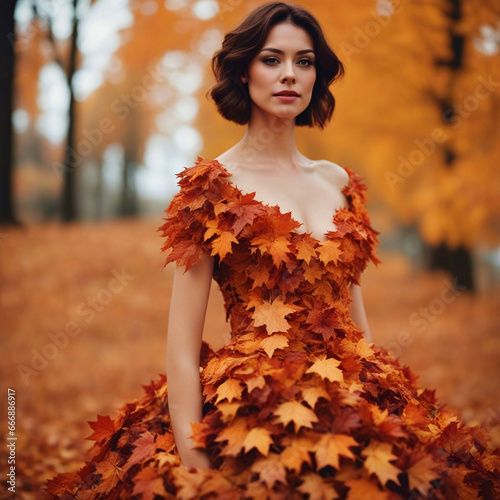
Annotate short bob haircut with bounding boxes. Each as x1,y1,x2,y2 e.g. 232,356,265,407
208,2,345,130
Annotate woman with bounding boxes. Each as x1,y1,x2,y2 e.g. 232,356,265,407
47,2,499,498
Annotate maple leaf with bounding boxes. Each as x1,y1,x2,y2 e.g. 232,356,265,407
93,451,124,494
45,472,81,495
216,401,240,423
280,434,315,472
313,433,358,470
295,237,318,264
306,355,344,383
243,373,266,393
345,477,392,499
406,453,442,495
243,427,274,456
260,333,289,357
215,378,244,404
155,433,175,453
273,401,319,431
123,430,157,471
209,230,239,259
361,440,402,487
306,307,344,338
252,296,296,334
86,414,115,443
214,417,248,456
252,233,292,266
318,240,343,265
301,384,331,408
227,193,268,236
356,337,375,358
250,452,287,488
298,473,339,500
131,466,167,500
302,259,325,283
172,465,210,500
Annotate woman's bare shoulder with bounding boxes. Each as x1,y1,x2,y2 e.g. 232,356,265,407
314,159,350,187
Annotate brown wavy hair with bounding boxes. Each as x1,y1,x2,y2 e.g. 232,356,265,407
207,2,345,129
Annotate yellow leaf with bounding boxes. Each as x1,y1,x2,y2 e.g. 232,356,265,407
260,334,289,357
243,427,274,456
361,440,402,487
273,401,319,431
313,433,358,470
306,355,344,383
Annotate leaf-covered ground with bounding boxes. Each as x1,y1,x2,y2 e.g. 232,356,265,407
0,218,498,499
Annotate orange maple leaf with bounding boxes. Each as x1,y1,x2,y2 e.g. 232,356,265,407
86,414,116,443
273,401,319,431
406,453,442,495
214,417,248,456
345,476,392,499
123,430,157,471
313,433,358,470
297,473,339,499
361,440,402,487
243,427,274,456
260,334,289,357
209,230,239,259
93,451,124,494
306,355,344,383
318,240,343,265
250,452,287,488
280,435,315,472
252,296,296,334
131,466,167,500
215,378,244,404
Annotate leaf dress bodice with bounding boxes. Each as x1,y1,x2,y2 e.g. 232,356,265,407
158,157,382,352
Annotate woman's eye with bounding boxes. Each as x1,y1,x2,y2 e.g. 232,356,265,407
262,57,314,66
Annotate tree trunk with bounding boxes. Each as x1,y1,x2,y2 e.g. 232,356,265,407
61,0,79,222
427,0,475,292
0,0,21,226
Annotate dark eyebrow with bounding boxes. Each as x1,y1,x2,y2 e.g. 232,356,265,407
259,48,315,55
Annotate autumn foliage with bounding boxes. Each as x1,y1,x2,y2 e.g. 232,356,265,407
44,158,500,499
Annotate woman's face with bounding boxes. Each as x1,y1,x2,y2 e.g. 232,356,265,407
244,22,316,122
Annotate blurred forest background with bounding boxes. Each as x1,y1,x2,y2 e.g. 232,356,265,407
0,0,499,497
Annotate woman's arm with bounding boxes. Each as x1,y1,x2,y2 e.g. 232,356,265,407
349,283,373,343
167,251,215,469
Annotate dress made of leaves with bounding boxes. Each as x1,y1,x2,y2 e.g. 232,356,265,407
47,158,499,499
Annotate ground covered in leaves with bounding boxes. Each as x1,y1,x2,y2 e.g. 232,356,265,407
0,218,499,499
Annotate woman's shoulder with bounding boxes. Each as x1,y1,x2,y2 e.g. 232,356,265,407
314,158,351,188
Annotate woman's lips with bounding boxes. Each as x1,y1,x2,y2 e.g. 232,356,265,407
274,94,299,102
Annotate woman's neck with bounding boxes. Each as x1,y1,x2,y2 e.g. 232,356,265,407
238,111,303,170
